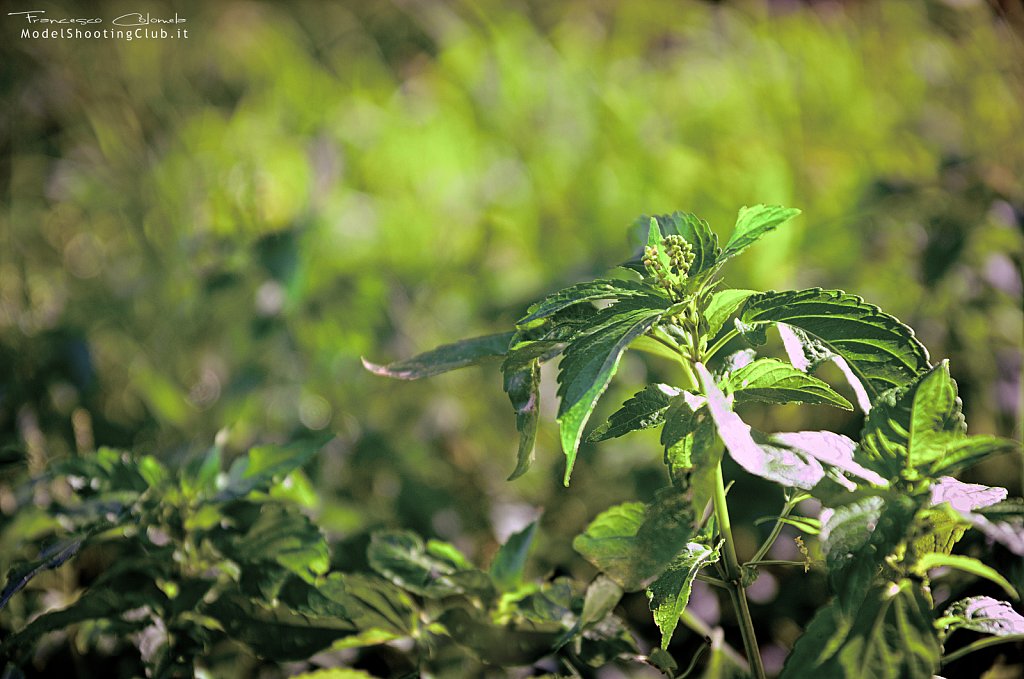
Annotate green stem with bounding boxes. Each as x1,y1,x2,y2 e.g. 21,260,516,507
941,634,1024,665
748,493,809,565
744,559,808,568
696,572,729,589
713,462,766,679
704,328,739,361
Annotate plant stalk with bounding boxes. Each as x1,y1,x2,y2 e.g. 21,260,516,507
712,462,767,679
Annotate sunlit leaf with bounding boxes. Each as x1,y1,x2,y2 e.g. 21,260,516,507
913,553,1017,600
721,205,800,261
725,358,853,410
589,384,681,442
556,298,669,485
704,289,756,341
941,596,1024,636
572,490,694,592
647,542,719,649
650,212,721,277
698,364,826,490
739,289,930,401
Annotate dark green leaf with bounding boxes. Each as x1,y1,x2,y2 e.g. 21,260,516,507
502,342,543,480
858,362,969,480
780,580,940,679
929,435,1020,477
362,331,514,379
725,358,853,410
205,591,357,661
820,494,918,611
438,607,562,666
556,299,668,485
659,394,721,516
651,212,721,277
941,596,1024,636
647,542,719,649
572,489,694,592
367,530,492,599
739,288,930,400
517,279,665,328
2,569,167,657
209,504,329,596
0,536,83,611
721,205,800,261
589,384,681,442
704,289,756,338
490,521,538,591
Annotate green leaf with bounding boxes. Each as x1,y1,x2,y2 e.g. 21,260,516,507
858,362,971,480
438,607,561,666
941,596,1024,636
572,489,694,592
721,205,800,261
589,384,681,442
556,299,668,485
780,580,940,679
913,553,1018,600
739,288,930,401
205,591,357,661
647,217,675,277
651,212,721,277
659,394,721,515
501,341,544,480
704,289,756,338
490,521,538,591
217,437,327,501
821,494,919,611
367,530,492,599
517,279,665,328
725,358,853,410
0,536,83,611
580,574,624,628
290,669,378,679
209,504,329,597
1,568,167,657
929,435,1020,477
362,331,514,379
647,542,719,649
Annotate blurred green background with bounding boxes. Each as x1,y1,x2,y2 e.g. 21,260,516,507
2,0,1022,674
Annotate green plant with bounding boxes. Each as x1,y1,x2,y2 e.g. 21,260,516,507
363,206,1024,677
1,206,1021,678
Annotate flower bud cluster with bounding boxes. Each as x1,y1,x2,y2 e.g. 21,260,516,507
663,235,695,276
643,236,695,295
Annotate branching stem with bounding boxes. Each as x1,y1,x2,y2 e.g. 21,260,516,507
940,633,1024,665
713,462,767,679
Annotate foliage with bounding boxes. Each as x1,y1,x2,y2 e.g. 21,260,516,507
2,0,1022,675
361,205,1023,676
